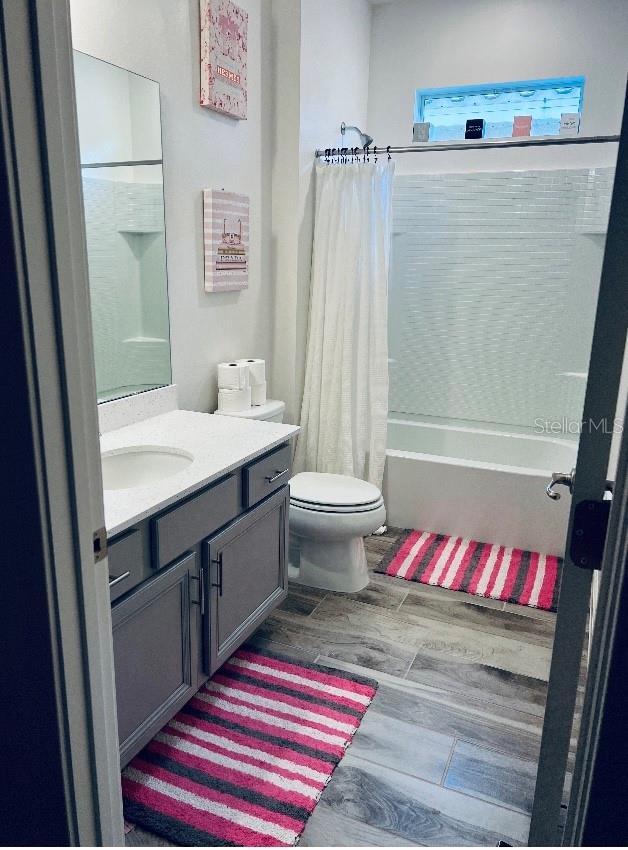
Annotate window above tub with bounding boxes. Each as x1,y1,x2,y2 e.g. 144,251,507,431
415,77,585,142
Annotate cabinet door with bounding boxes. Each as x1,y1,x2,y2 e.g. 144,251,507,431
205,486,288,674
112,551,199,767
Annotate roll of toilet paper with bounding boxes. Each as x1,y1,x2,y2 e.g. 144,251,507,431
251,381,267,406
217,386,251,412
237,358,265,386
217,361,249,390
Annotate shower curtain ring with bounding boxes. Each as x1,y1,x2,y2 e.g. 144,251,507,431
387,145,391,160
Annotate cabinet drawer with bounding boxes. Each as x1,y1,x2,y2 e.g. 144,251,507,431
108,527,145,603
243,443,292,508
152,473,241,568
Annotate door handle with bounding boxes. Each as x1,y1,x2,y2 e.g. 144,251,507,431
546,471,574,500
546,469,614,501
211,553,223,596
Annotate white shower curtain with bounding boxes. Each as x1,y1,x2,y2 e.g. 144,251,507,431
295,158,395,488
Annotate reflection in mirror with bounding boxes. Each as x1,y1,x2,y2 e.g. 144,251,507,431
74,51,172,403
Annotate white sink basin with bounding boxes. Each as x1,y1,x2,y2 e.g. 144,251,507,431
101,446,194,490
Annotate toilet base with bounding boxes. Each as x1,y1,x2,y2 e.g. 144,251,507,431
289,534,369,593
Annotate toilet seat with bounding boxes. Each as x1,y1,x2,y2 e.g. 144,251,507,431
290,495,384,514
290,472,382,513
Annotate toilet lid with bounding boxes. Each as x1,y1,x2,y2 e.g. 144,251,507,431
290,472,382,508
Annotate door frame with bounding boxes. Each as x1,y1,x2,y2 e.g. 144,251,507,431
565,394,628,845
0,1,123,844
529,87,628,845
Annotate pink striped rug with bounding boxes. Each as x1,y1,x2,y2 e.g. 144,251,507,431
376,529,562,611
122,646,377,846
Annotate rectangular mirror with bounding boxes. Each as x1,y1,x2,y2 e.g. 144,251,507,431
74,51,171,403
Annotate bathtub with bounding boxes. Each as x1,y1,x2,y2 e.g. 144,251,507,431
383,418,578,556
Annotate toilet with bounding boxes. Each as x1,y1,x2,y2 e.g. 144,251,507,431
214,398,385,593
289,472,386,593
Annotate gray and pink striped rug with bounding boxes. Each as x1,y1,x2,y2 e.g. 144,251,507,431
376,529,562,611
122,646,377,846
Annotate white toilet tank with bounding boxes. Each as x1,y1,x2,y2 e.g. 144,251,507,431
214,399,285,423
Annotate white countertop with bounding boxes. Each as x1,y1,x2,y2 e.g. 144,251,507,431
100,410,299,537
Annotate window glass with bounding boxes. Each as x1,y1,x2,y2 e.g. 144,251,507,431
416,78,585,141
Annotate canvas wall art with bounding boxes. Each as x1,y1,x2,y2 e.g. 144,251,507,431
203,189,249,292
200,0,248,120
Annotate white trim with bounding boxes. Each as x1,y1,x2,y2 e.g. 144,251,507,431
1,1,123,843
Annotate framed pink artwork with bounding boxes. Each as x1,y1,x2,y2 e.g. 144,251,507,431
203,189,249,292
200,0,248,120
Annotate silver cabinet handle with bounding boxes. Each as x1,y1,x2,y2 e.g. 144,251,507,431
265,468,289,483
109,571,130,588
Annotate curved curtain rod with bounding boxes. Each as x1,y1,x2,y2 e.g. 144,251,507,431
315,134,620,158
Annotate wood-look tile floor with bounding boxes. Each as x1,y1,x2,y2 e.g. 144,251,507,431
127,529,558,847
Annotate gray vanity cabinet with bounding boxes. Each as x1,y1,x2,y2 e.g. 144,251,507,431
111,551,199,767
109,440,292,767
205,485,289,674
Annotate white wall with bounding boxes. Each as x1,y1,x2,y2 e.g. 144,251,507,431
70,0,273,412
299,0,371,153
368,0,628,174
271,0,372,422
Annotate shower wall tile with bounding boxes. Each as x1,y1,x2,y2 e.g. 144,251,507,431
115,181,165,233
83,174,170,400
389,167,614,430
83,176,126,396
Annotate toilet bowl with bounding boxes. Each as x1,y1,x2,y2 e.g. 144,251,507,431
289,472,386,593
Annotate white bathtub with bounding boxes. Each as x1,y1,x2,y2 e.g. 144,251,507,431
384,418,578,555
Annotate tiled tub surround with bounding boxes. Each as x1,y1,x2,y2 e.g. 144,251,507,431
100,409,298,535
83,174,172,401
389,167,614,430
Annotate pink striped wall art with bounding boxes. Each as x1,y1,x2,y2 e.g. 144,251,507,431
377,529,562,611
122,646,377,846
203,189,249,292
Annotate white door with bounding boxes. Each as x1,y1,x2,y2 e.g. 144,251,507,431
1,1,123,844
528,93,628,846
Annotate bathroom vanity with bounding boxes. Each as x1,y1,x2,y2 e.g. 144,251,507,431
101,410,298,766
